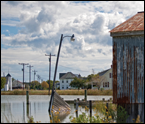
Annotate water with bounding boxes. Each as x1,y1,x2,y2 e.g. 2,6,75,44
1,95,112,123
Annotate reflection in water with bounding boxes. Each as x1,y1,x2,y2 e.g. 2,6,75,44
23,102,25,123
1,95,112,123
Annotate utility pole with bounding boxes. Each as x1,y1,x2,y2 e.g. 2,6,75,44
19,63,29,90
37,74,41,90
45,53,55,95
32,70,37,89
27,65,33,90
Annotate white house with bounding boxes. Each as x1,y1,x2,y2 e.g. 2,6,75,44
1,73,12,91
12,79,25,89
92,67,112,90
59,72,81,90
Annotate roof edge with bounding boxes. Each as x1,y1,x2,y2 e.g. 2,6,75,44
110,30,144,37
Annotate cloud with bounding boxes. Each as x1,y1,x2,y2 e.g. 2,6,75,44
1,1,144,81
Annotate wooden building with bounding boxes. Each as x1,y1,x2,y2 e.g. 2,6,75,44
110,11,144,123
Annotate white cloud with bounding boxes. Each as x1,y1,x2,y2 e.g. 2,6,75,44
1,1,144,81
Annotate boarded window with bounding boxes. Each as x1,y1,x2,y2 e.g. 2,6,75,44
110,73,111,78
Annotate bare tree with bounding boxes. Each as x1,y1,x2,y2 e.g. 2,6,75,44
86,74,107,90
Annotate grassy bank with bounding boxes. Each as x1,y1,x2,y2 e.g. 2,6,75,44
1,89,113,95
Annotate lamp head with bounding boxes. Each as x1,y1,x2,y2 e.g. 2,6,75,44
70,34,75,42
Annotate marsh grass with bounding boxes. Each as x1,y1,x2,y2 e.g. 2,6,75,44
1,89,113,95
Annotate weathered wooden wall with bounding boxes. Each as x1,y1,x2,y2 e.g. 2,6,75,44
112,35,144,122
113,35,144,104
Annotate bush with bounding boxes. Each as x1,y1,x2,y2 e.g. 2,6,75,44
101,88,104,91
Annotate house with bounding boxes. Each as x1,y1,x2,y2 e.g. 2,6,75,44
12,79,25,89
86,67,112,90
1,73,12,91
110,11,144,122
59,72,81,90
55,82,60,89
97,67,112,90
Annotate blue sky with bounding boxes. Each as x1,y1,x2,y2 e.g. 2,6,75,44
1,1,144,82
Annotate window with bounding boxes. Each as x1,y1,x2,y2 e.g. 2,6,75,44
62,86,64,89
66,86,68,89
103,82,109,87
62,80,64,83
66,80,68,83
109,73,112,78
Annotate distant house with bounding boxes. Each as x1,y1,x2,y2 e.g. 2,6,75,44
55,82,60,89
97,67,112,90
12,79,25,89
59,72,81,90
87,67,113,90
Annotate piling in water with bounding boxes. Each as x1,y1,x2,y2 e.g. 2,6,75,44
26,91,29,104
85,89,87,101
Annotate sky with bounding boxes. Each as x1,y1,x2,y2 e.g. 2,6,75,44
1,1,144,83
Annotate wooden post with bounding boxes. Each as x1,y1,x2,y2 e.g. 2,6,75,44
85,89,87,101
76,100,78,118
102,98,105,101
106,103,108,119
26,102,29,117
26,91,29,104
89,100,92,122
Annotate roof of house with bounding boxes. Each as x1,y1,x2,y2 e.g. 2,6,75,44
98,68,111,76
6,73,11,77
110,11,144,33
60,72,77,79
13,79,23,84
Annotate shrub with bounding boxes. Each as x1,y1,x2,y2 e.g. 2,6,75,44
101,88,104,91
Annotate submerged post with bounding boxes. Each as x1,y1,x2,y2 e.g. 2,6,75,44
89,100,92,118
85,89,87,101
26,102,29,117
106,103,108,119
76,100,78,118
26,91,29,104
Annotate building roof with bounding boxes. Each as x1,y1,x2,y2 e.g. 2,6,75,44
98,68,111,76
60,72,77,79
59,73,66,79
110,11,144,33
6,73,11,77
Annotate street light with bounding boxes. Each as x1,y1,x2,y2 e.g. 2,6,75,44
48,34,75,112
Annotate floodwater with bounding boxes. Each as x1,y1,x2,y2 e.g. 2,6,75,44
1,95,112,123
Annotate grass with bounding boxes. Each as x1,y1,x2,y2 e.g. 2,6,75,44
1,89,113,95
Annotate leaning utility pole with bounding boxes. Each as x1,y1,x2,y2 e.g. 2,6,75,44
19,63,29,90
32,70,37,89
27,65,33,90
45,53,55,95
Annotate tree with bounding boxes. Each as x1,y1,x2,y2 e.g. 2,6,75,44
30,81,40,89
69,77,86,90
41,81,49,90
1,77,6,89
86,74,106,90
46,80,59,90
